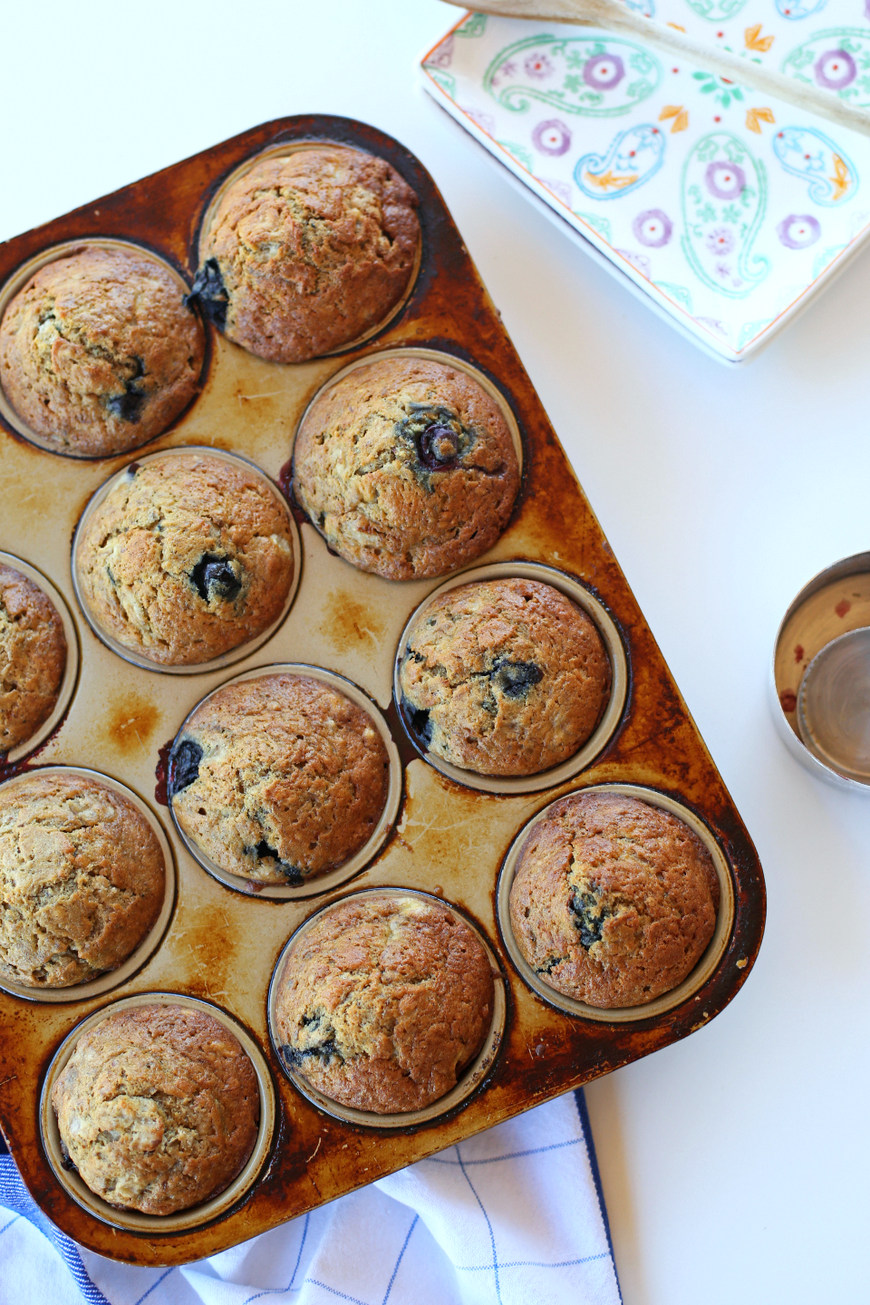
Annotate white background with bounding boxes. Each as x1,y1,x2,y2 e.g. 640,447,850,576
1,3,868,1302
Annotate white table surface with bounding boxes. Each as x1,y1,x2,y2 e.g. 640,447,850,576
2,3,868,1303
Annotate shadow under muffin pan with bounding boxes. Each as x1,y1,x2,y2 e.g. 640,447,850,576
70,444,302,675
0,238,204,461
496,783,735,1023
267,887,506,1129
194,141,423,359
0,115,764,1266
168,663,402,900
0,765,176,1004
39,991,276,1234
0,551,80,765
393,560,627,795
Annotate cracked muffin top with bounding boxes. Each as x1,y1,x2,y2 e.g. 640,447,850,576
0,563,67,756
168,672,390,885
398,577,611,776
292,355,520,580
0,245,205,456
509,791,720,1008
75,451,295,666
0,770,166,988
273,893,494,1114
189,146,419,363
51,1002,260,1214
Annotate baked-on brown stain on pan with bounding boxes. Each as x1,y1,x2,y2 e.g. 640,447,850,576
0,116,765,1264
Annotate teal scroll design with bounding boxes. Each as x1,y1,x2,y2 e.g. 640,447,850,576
681,133,769,298
483,35,661,116
682,0,749,19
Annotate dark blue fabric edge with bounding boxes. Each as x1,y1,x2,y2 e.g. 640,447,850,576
573,1088,624,1305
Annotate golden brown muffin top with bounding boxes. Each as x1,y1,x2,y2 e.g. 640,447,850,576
398,577,611,775
0,770,165,987
293,355,520,580
169,673,390,884
75,452,294,666
0,245,204,456
51,1003,260,1214
509,791,720,1008
0,563,67,755
193,146,419,362
274,894,495,1113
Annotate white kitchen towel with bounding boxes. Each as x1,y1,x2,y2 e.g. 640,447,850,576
0,1089,620,1305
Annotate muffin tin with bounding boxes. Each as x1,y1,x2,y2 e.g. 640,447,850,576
0,115,765,1264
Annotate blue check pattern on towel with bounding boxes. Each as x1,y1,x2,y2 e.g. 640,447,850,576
0,1091,620,1305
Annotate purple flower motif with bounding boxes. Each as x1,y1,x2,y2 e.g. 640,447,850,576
466,108,497,135
583,54,626,91
523,52,554,80
776,213,822,249
427,37,454,69
814,49,857,90
706,226,735,255
540,178,573,206
617,249,652,278
491,58,517,86
705,161,746,200
632,209,673,248
532,119,573,157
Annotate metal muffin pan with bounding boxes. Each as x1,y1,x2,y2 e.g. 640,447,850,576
0,115,765,1265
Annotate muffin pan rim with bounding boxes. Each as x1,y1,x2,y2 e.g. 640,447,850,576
168,661,403,901
38,989,276,1233
0,763,177,1004
0,236,207,461
266,884,507,1130
0,550,80,765
392,559,628,794
70,443,303,676
495,781,735,1023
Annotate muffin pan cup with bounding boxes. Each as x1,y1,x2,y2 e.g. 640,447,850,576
71,444,303,675
496,783,735,1023
0,551,80,765
0,765,176,1004
393,560,628,794
168,663,403,900
0,115,765,1265
0,238,204,460
267,887,506,1129
39,991,276,1233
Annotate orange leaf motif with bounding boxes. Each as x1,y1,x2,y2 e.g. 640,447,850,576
831,154,851,201
584,170,639,193
658,105,682,119
745,107,776,133
744,23,775,52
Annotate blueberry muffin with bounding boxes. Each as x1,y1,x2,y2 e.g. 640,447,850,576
398,577,611,776
0,771,166,988
51,1003,259,1214
168,672,390,885
0,245,204,456
509,791,720,1008
75,452,295,666
293,355,520,580
273,894,494,1113
189,146,419,363
0,563,67,755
